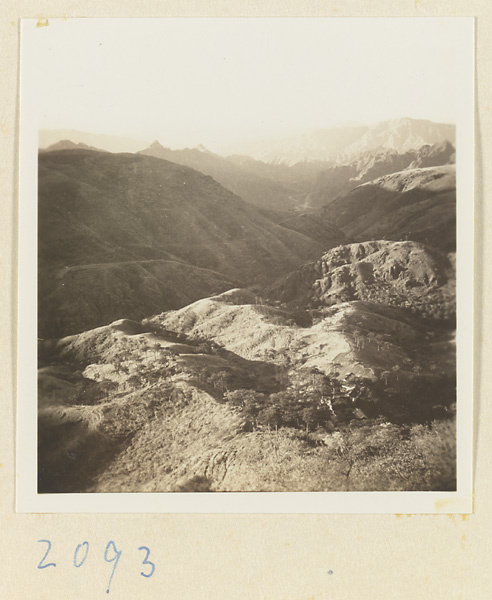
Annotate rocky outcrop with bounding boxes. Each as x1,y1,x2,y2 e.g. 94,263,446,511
268,240,455,321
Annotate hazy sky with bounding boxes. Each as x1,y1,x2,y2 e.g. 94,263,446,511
24,18,461,150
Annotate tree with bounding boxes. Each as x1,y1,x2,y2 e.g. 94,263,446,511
152,342,161,360
224,389,249,408
308,370,333,404
381,371,391,386
223,389,267,429
127,374,141,388
208,370,231,394
301,405,318,432
270,391,299,427
258,405,282,431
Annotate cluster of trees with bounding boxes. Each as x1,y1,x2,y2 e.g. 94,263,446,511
224,387,332,432
215,362,456,433
194,367,257,395
221,371,353,432
418,300,456,324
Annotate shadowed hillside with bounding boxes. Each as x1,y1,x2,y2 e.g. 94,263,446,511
139,141,308,210
321,165,456,252
38,149,346,337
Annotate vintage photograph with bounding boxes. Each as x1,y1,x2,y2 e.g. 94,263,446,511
20,18,472,500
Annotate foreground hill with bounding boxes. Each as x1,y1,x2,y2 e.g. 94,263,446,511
39,149,346,337
151,287,454,381
321,165,456,252
38,287,455,493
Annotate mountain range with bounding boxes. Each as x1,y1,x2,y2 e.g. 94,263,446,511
224,118,455,164
306,140,455,209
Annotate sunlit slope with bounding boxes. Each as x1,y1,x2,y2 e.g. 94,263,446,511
152,287,453,382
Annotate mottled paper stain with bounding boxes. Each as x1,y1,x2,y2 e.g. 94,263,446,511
299,591,331,600
36,18,49,28
434,498,456,513
395,512,471,519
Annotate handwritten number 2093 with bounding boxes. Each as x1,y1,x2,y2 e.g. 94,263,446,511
37,540,155,593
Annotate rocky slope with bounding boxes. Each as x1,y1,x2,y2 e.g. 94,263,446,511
151,287,452,379
267,240,455,322
39,149,346,337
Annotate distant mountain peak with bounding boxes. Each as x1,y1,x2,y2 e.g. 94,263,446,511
195,144,212,154
42,139,107,153
149,139,166,150
39,130,151,153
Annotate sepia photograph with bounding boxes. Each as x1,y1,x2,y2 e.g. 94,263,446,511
17,17,474,510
